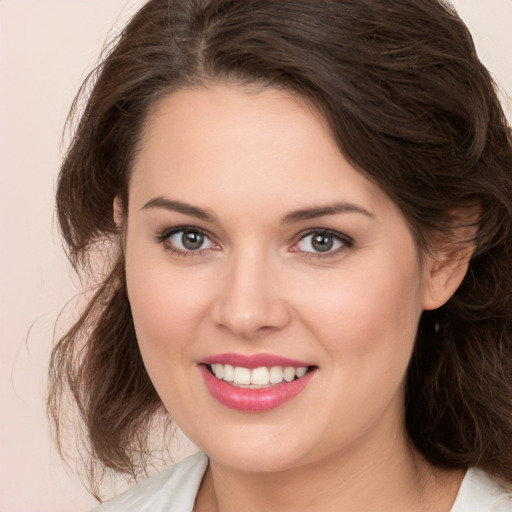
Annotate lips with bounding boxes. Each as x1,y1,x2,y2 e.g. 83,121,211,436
199,353,317,412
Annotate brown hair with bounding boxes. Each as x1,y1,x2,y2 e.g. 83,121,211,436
49,0,512,497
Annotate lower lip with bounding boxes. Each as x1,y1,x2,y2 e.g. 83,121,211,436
199,365,316,412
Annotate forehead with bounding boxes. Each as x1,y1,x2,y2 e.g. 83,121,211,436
129,85,391,219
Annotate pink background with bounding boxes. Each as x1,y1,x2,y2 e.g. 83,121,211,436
1,1,511,510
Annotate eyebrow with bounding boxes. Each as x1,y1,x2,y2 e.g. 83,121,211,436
142,196,373,224
141,196,217,222
281,202,374,224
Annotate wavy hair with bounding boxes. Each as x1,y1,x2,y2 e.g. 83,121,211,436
49,0,512,497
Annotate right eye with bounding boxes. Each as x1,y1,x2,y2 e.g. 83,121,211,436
162,228,219,254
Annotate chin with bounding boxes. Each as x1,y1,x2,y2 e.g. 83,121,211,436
193,426,318,474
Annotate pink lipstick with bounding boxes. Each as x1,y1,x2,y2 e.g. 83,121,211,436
199,353,316,412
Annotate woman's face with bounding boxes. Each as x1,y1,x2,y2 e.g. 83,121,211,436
124,85,433,473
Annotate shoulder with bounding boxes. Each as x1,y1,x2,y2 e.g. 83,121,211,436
451,468,512,512
92,452,209,512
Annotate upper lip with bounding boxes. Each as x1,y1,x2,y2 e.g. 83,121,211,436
201,353,314,369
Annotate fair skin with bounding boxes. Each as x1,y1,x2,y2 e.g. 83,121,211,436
120,85,468,511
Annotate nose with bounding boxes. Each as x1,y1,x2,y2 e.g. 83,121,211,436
210,250,291,339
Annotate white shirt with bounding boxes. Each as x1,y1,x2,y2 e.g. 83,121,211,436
94,452,512,511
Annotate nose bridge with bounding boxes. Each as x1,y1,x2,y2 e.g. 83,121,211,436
212,245,290,337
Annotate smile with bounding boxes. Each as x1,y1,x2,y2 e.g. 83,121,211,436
200,354,317,412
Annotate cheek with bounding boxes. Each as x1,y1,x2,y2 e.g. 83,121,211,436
125,261,207,415
124,240,207,372
295,253,424,376
296,261,424,440
127,267,208,351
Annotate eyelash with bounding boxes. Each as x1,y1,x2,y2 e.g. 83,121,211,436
291,228,354,258
156,226,218,257
156,226,353,258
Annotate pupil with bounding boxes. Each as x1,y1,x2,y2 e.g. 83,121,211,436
182,231,204,250
312,233,333,252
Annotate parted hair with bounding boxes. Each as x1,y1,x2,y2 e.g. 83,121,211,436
49,0,512,496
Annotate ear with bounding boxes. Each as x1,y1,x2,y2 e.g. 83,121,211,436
421,208,479,311
113,195,124,228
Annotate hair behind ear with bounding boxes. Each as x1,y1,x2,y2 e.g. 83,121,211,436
406,200,512,483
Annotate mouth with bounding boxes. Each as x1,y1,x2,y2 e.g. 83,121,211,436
205,363,313,388
199,355,317,412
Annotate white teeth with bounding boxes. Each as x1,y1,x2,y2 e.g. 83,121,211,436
212,364,223,379
296,366,307,378
209,364,309,387
251,367,270,385
283,366,296,382
269,366,283,384
233,366,251,385
223,364,234,382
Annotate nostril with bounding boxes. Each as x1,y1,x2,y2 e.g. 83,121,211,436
210,295,292,339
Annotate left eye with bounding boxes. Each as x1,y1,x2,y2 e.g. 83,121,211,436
295,231,347,254
167,229,215,252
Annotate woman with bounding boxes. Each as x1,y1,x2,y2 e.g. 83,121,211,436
48,0,512,510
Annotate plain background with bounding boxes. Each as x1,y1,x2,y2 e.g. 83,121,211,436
1,1,511,511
